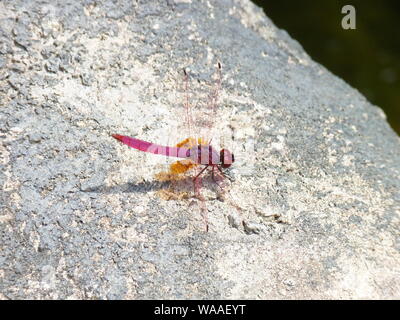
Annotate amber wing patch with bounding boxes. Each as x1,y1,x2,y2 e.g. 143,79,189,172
155,137,208,180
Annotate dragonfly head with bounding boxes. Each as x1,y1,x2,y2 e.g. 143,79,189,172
220,149,235,168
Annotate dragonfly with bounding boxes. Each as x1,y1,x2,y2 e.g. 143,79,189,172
111,134,235,188
112,63,235,230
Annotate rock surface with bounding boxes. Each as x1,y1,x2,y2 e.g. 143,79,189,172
1,0,400,299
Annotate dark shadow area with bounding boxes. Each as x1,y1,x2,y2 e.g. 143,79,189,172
253,0,400,135
81,180,167,194
80,172,229,196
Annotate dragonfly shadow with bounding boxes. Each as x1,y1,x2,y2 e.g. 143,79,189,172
81,180,168,194
80,167,228,196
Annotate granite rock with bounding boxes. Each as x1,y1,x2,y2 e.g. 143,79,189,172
0,0,399,299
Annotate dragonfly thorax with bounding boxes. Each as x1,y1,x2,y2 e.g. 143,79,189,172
188,145,234,167
188,145,218,165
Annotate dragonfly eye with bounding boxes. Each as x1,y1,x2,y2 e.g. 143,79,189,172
220,149,234,168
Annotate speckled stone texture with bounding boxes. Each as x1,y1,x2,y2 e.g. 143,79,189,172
1,0,399,299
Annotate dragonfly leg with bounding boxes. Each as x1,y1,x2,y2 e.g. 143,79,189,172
193,165,209,181
211,165,222,183
194,166,209,232
216,165,225,177
217,165,234,182
193,165,209,194
211,165,225,191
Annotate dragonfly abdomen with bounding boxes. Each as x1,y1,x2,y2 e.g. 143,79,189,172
112,134,190,158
